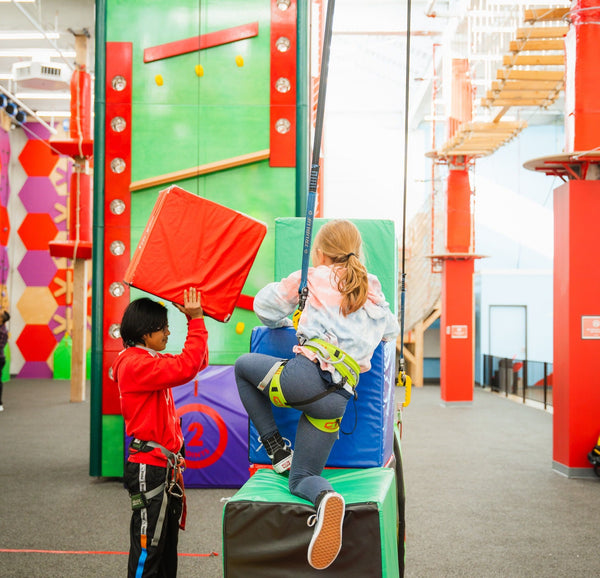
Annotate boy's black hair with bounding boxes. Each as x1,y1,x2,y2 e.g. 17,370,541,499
119,297,168,348
1,311,9,323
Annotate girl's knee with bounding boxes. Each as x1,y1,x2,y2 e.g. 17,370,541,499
234,353,252,375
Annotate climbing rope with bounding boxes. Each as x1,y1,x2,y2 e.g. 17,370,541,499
398,0,413,414
294,0,336,329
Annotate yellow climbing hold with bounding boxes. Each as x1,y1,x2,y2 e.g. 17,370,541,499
235,55,244,67
235,322,245,335
155,74,164,86
195,64,204,77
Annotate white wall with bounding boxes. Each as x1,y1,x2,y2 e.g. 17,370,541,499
476,269,553,366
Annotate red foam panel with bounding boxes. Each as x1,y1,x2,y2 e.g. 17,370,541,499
124,186,266,323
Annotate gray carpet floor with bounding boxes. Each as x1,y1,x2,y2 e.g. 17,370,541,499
0,379,598,577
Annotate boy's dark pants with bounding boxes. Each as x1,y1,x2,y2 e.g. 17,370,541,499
125,461,183,578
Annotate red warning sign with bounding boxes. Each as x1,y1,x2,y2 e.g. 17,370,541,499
582,316,600,340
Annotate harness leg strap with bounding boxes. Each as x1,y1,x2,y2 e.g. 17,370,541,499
258,360,286,392
306,414,342,433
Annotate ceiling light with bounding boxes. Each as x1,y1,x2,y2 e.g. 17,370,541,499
0,31,60,40
0,0,35,3
0,49,76,58
15,92,71,100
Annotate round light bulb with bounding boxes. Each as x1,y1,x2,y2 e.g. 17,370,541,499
108,323,121,339
275,77,291,93
110,158,126,174
275,37,291,52
109,199,126,215
110,240,126,256
109,282,125,297
110,116,126,132
275,118,291,134
111,75,127,92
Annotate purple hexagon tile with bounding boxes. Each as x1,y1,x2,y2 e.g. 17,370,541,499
0,129,10,207
17,250,58,286
19,177,61,215
18,361,52,379
0,245,8,284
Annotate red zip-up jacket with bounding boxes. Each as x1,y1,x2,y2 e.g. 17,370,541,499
112,318,209,468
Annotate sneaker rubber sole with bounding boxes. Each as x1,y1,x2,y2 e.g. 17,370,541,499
307,492,345,570
272,450,292,473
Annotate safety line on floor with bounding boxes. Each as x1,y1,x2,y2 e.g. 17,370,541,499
0,548,219,557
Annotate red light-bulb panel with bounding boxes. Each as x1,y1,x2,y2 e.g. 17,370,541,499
103,42,132,409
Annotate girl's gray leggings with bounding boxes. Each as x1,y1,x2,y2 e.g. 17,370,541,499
234,352,351,505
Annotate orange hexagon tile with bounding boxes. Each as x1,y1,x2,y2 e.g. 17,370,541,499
18,140,58,177
17,213,59,250
17,286,58,325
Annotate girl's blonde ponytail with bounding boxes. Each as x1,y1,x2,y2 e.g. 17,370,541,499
312,220,368,316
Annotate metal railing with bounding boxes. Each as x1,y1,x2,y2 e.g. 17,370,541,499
482,354,553,409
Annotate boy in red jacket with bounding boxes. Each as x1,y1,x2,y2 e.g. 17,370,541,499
112,287,208,578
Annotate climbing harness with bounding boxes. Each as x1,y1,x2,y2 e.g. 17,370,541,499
257,338,360,433
301,338,360,388
128,438,187,546
262,343,357,400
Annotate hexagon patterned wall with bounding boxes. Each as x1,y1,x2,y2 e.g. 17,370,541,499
6,122,92,378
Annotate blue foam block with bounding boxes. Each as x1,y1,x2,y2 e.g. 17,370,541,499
248,326,396,468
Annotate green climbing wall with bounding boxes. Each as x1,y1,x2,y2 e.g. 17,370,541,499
274,218,398,314
106,0,296,365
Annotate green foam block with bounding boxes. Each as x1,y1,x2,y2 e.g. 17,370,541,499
101,414,124,478
223,468,399,577
274,218,398,314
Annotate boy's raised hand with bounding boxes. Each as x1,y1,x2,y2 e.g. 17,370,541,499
174,287,204,319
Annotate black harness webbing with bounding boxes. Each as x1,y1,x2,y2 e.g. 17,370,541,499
129,439,185,546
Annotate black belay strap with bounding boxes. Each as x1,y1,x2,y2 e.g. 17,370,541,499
285,379,354,408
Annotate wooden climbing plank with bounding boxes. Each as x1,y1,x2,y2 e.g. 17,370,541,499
487,89,558,100
129,149,270,192
497,69,564,81
524,7,569,23
143,21,259,62
509,39,565,52
503,54,565,66
515,26,568,39
492,80,563,91
482,97,556,107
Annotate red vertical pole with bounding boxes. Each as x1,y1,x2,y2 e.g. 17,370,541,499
553,181,600,476
440,161,475,404
551,0,600,477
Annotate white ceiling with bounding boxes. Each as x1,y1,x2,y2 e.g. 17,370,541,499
0,0,95,122
0,0,569,129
